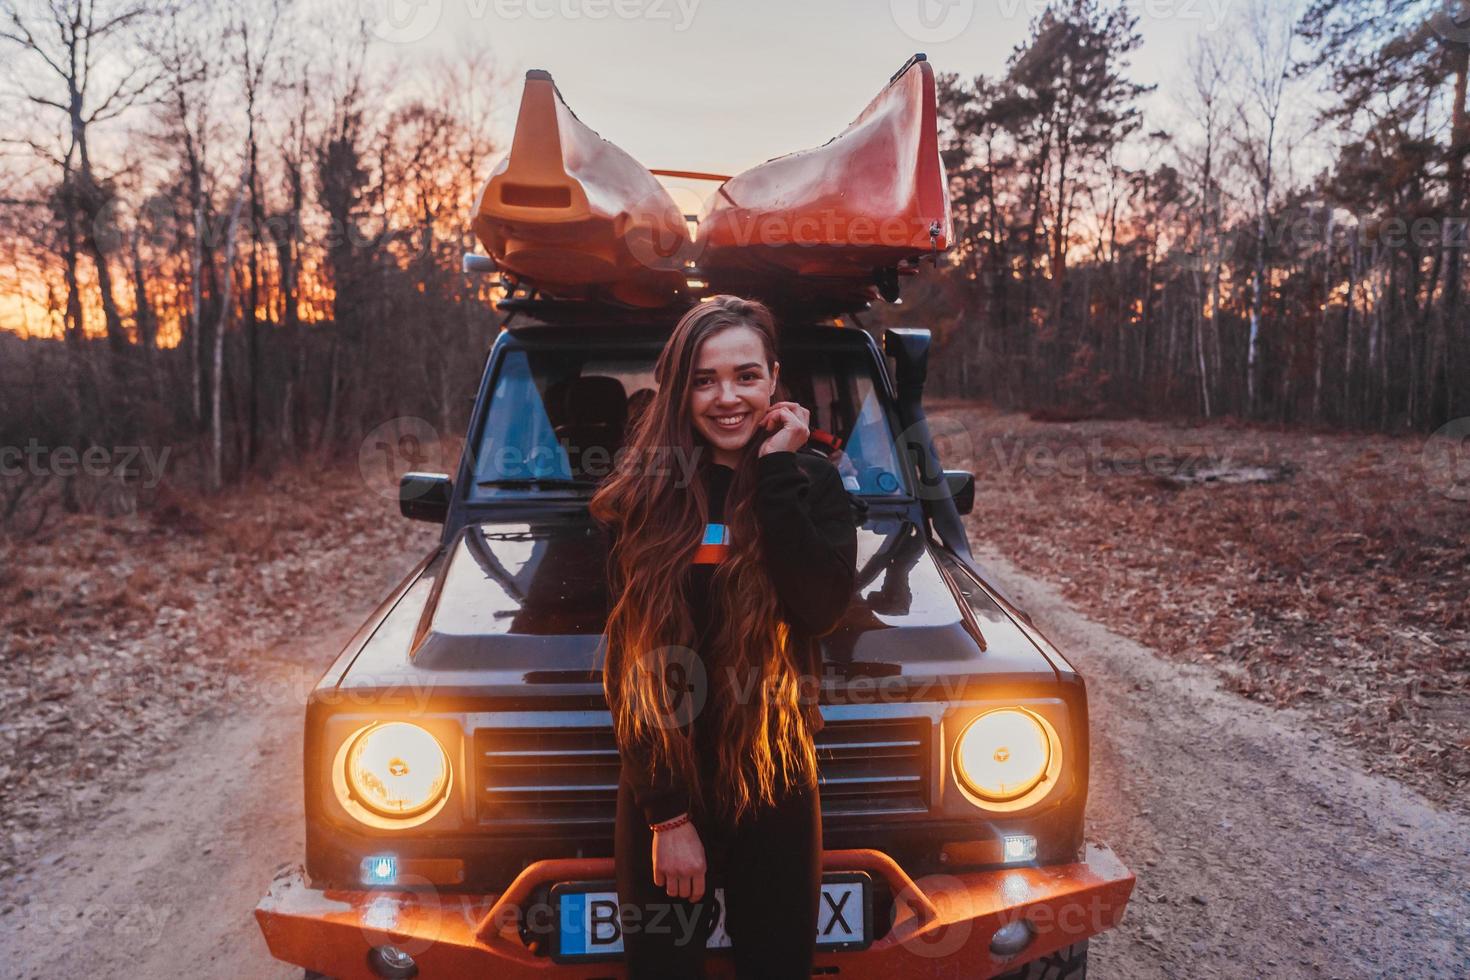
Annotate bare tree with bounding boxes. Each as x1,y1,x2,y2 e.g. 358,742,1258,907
233,0,282,470
1178,33,1234,417
151,3,220,428
1235,0,1298,415
0,0,162,353
209,172,248,491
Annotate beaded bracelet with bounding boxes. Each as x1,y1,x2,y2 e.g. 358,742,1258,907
649,812,691,833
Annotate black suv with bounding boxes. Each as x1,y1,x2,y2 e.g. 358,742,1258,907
254,299,1133,980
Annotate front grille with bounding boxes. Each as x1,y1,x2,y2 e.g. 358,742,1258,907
815,716,930,816
476,725,622,826
473,716,931,827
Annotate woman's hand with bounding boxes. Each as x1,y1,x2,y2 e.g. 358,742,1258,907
651,818,706,902
758,401,810,457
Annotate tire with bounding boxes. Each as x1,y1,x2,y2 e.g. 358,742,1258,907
995,940,1088,980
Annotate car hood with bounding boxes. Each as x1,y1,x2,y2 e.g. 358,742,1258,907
336,514,1058,697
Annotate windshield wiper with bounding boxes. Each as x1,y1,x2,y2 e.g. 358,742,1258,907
477,477,595,491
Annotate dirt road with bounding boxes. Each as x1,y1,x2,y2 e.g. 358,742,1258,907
976,550,1470,978
4,560,1467,978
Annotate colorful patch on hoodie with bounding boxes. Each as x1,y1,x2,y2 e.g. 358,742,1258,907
691,522,729,565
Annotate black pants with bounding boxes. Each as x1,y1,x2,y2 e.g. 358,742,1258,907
614,774,822,979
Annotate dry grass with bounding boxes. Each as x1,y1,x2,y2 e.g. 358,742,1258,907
0,464,438,875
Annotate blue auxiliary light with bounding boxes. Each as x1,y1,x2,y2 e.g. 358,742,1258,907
362,855,398,885
1002,835,1037,863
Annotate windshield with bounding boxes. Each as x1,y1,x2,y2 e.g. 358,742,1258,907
468,343,909,499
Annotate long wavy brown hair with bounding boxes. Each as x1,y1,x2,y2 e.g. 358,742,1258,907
590,295,817,824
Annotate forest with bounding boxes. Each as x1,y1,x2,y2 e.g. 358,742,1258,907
1,0,1466,522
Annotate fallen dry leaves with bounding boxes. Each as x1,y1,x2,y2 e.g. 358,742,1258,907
0,466,437,877
935,401,1469,812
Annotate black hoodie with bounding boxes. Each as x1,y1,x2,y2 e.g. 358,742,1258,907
605,448,859,825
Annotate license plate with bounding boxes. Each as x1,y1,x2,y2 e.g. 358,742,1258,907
549,872,872,961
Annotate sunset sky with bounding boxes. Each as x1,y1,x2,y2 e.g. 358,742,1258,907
374,0,1226,175
0,0,1235,340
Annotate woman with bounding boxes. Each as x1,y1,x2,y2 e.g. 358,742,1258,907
590,295,858,979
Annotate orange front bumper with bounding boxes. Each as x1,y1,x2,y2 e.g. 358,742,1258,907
255,845,1133,979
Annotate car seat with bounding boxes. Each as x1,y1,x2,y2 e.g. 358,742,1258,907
554,375,628,481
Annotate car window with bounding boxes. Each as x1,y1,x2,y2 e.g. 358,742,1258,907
468,344,909,498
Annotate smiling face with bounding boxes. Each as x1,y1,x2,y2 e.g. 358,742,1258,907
687,324,779,468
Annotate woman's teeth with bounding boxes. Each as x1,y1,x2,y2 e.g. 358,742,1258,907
713,413,748,429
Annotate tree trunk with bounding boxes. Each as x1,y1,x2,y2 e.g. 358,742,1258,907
1436,42,1468,421
209,178,249,492
129,231,156,355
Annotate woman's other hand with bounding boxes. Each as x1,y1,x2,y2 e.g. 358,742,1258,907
757,401,810,457
651,818,707,902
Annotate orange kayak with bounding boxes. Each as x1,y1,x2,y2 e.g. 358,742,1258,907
695,54,952,310
471,70,690,309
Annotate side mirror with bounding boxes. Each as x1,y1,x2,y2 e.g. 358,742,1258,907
400,472,452,523
882,327,931,396
943,470,975,515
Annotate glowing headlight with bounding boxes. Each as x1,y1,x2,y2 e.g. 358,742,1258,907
955,708,1052,802
345,723,450,818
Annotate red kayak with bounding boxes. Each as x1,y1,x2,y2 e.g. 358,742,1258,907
472,58,952,313
694,54,953,311
471,70,691,309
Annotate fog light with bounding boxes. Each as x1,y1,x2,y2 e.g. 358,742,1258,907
989,918,1034,957
1002,835,1037,863
362,855,398,885
367,944,418,979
